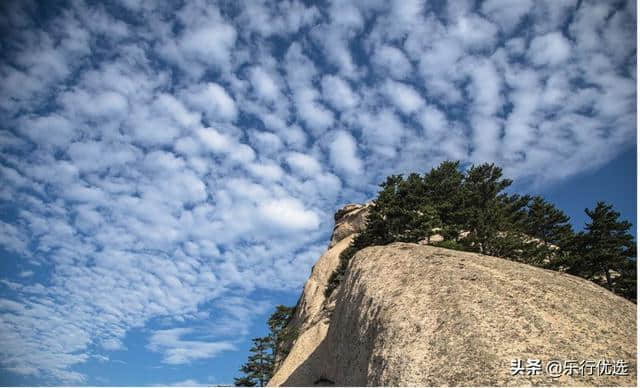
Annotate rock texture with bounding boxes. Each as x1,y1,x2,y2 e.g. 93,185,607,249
329,203,371,248
271,204,370,374
269,206,637,387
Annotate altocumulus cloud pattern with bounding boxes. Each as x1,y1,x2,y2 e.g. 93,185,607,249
0,0,636,384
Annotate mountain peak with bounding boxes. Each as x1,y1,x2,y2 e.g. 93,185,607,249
269,220,636,386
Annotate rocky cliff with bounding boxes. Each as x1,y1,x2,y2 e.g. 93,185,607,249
268,204,637,386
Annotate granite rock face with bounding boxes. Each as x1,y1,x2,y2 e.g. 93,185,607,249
268,206,637,387
270,204,371,373
328,203,371,248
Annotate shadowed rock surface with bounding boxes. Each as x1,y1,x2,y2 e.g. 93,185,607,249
271,204,370,372
268,206,637,387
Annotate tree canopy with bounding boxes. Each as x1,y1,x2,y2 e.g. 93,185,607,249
234,305,295,386
324,160,636,302
236,337,273,387
561,202,636,298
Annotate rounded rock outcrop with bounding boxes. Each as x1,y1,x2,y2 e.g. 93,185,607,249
270,241,636,386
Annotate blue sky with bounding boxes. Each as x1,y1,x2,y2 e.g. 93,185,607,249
0,0,636,385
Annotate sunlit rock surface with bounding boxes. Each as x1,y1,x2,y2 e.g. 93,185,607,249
269,205,636,387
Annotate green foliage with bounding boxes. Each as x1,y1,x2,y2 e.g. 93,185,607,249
432,239,469,252
321,160,636,302
268,305,296,362
235,305,296,386
423,160,465,228
616,259,637,302
561,202,636,298
525,196,573,247
235,336,274,387
458,163,513,255
360,173,443,244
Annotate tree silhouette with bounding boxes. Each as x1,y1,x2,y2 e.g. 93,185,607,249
423,160,465,237
460,163,512,255
526,196,573,247
267,305,296,364
566,202,636,294
235,337,273,387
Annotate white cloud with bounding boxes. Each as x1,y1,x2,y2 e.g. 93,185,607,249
180,25,236,64
247,161,284,181
249,66,281,102
505,37,527,56
183,83,237,122
321,75,359,111
286,152,323,177
311,3,363,78
356,109,407,160
418,105,449,139
569,4,607,50
128,97,191,146
481,0,533,32
20,114,76,148
450,14,498,49
285,43,335,134
148,328,235,365
176,24,236,74
371,45,413,80
64,183,108,204
197,127,232,153
417,37,465,104
68,141,139,173
529,31,572,66
391,0,425,24
534,0,578,34
59,89,129,120
249,130,283,155
175,136,202,156
502,67,540,154
383,80,425,115
236,0,320,38
329,131,363,176
258,198,320,231
464,57,503,116
0,221,29,256
296,91,335,133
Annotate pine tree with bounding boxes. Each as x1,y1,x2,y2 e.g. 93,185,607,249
616,258,637,302
233,376,256,387
397,172,427,210
480,194,533,262
566,202,636,296
235,337,274,387
406,204,441,243
267,305,295,363
460,163,512,255
525,196,573,247
366,175,406,244
423,160,465,238
500,194,532,231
